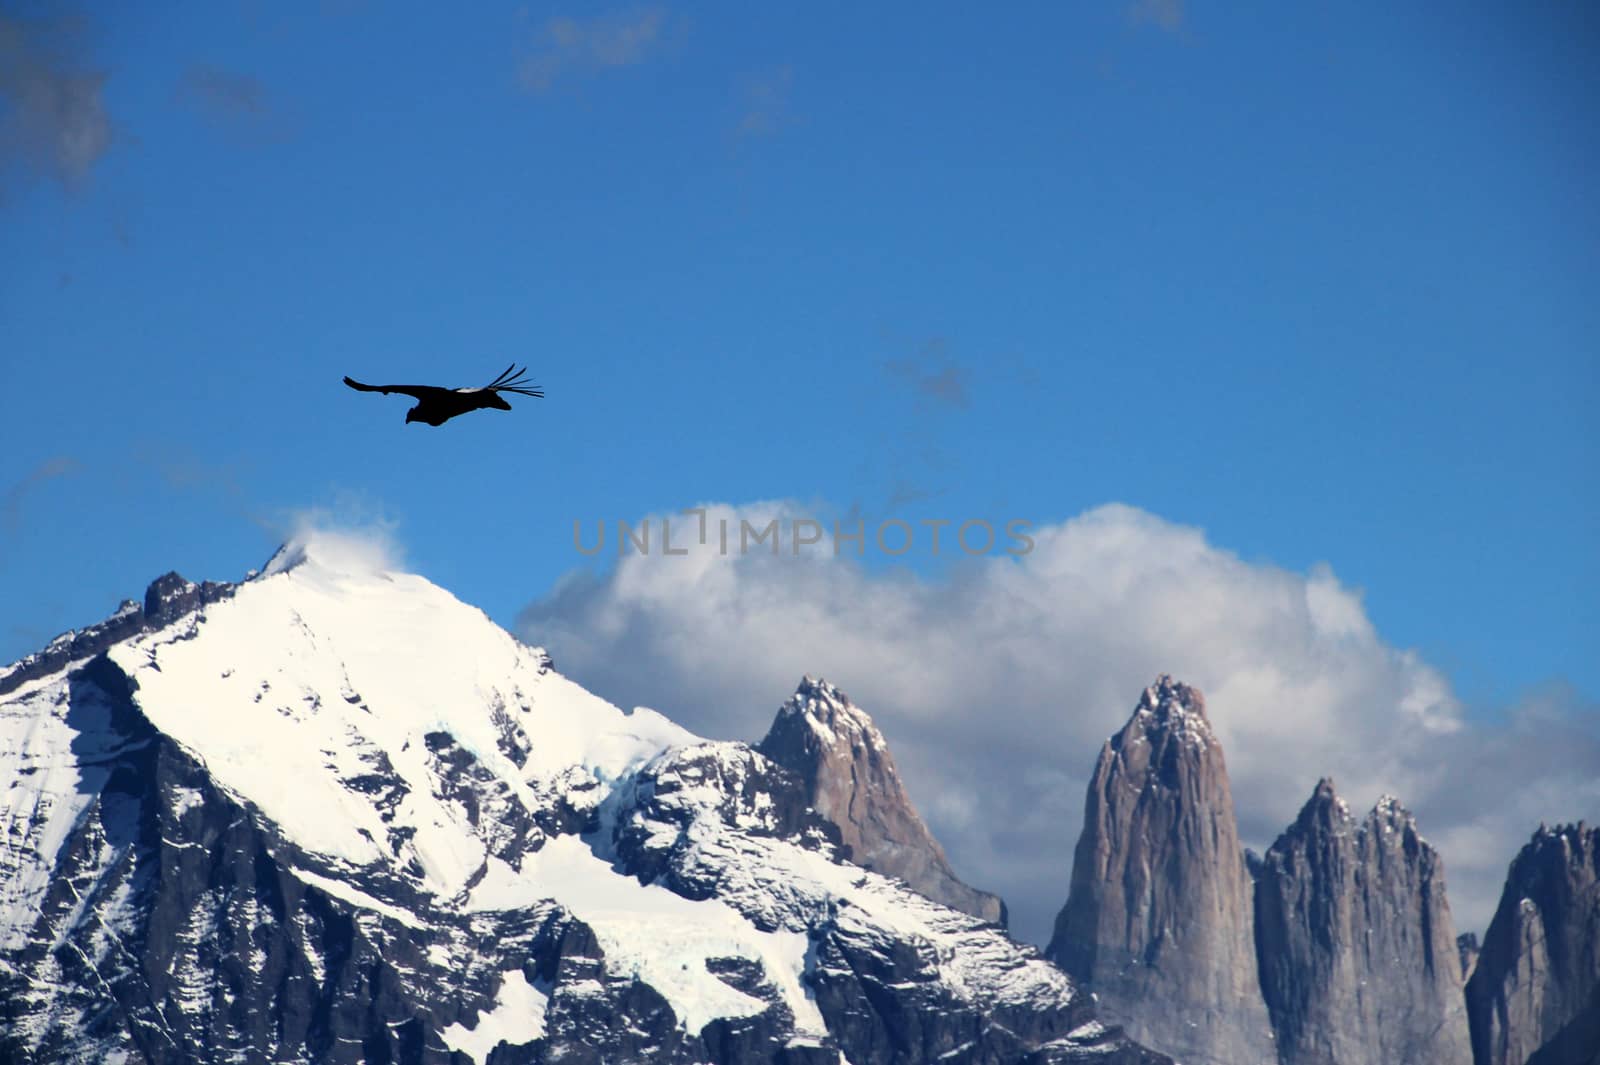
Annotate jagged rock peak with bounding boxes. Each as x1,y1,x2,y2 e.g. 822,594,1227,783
757,676,1007,925
1047,676,1275,1064
1532,819,1591,846
1370,791,1414,825
1467,821,1600,1065
1254,778,1471,1065
1126,672,1215,747
0,570,234,697
780,675,880,745
1293,779,1426,842
1294,775,1355,827
143,571,233,627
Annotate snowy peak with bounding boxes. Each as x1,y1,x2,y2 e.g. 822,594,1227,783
757,677,1007,925
99,545,693,900
1125,672,1215,749
779,675,884,750
2,557,1167,1065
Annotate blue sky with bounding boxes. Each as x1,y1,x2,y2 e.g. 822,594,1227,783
2,0,1595,717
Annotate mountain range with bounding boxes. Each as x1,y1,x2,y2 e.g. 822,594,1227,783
1046,675,1597,1065
0,542,1161,1064
1,543,1594,1063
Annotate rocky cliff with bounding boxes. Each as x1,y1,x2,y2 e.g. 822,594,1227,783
1253,778,1472,1064
756,676,1006,925
1467,823,1600,1065
1045,676,1275,1064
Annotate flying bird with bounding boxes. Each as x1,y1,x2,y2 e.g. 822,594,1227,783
343,364,544,426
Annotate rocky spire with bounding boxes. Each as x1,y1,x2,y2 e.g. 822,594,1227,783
1046,676,1274,1065
1252,778,1472,1065
755,676,1006,924
1466,822,1600,1065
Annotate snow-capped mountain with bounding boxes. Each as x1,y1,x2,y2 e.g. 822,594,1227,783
0,538,1167,1065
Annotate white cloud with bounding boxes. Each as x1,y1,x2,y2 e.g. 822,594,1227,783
519,501,1600,945
261,506,405,578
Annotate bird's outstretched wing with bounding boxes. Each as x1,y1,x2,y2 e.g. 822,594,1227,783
343,377,451,401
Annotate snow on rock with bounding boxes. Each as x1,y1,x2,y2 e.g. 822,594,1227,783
0,535,1168,1065
470,834,811,1035
107,537,695,895
439,969,550,1064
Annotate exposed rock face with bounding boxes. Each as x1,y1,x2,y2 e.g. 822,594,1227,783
1461,933,1481,981
1252,778,1472,1065
0,571,233,696
756,676,1007,925
1466,823,1600,1065
1046,676,1275,1065
1,553,1168,1065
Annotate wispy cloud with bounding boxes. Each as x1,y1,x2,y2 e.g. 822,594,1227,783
2,456,80,534
140,442,248,505
1129,0,1184,34
885,483,945,512
178,63,289,141
518,7,670,93
261,505,405,577
873,337,976,516
518,501,1600,945
0,12,114,193
735,65,794,138
885,338,971,409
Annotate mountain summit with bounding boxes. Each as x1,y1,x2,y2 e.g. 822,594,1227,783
0,539,1164,1065
1046,675,1276,1065
1253,778,1472,1064
1466,822,1600,1065
756,676,1007,925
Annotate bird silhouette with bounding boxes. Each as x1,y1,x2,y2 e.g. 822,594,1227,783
343,364,544,426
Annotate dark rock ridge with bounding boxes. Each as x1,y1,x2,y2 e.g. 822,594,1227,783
1046,675,1275,1065
756,676,1007,925
1253,778,1472,1065
1466,823,1600,1065
0,558,1168,1065
1461,933,1482,981
0,571,233,696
